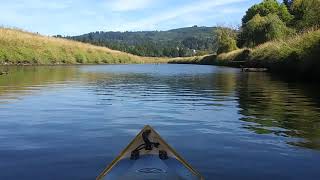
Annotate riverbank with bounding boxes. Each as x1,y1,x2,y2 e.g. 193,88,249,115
0,28,170,65
1,27,319,82
169,29,320,81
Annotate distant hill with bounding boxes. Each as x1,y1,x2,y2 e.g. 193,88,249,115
64,26,218,57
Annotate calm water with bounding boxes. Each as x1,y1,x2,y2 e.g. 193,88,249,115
0,64,320,180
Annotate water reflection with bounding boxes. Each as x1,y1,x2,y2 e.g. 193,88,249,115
0,66,78,102
237,72,320,150
1,65,320,179
1,65,320,150
81,65,320,150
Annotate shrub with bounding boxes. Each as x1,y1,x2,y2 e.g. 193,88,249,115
215,28,238,54
239,14,294,47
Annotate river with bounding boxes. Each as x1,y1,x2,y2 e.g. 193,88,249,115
0,64,319,180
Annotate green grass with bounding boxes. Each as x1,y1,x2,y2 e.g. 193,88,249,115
248,29,320,75
170,29,320,80
0,28,169,65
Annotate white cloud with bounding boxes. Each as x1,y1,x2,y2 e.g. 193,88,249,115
117,0,247,31
0,0,252,35
107,0,153,12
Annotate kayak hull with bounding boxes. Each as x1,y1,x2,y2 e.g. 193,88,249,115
97,125,203,180
103,155,199,180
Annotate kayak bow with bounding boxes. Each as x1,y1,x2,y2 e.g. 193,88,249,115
97,125,204,180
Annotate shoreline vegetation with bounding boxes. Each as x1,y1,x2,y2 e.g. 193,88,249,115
0,27,319,81
170,29,320,76
170,0,320,81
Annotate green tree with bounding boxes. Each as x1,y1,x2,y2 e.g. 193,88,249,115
239,14,294,47
242,0,293,25
215,28,238,54
289,0,320,30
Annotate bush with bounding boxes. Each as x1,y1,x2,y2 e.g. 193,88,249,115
75,53,87,63
215,28,238,54
239,14,294,47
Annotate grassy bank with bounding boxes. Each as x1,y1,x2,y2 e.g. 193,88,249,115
0,28,169,65
170,29,320,80
248,29,320,75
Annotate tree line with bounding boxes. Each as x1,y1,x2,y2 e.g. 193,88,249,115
61,27,218,57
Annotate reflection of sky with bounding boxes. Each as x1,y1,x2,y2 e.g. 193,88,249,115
0,0,261,35
0,64,320,179
79,64,237,75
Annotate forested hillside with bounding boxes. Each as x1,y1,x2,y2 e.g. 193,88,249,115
64,26,219,57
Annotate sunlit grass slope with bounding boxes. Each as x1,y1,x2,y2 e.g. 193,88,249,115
0,28,168,65
248,29,320,71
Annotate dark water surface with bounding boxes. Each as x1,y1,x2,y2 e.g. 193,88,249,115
0,64,320,180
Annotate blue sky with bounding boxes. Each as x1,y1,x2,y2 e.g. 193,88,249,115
0,0,261,35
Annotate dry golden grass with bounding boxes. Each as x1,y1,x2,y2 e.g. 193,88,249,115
168,55,208,64
0,27,169,65
217,49,247,61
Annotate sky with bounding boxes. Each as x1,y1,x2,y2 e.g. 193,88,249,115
0,0,261,36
